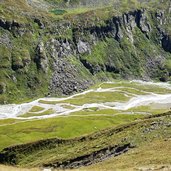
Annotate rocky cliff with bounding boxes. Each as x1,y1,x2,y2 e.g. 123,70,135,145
0,0,171,103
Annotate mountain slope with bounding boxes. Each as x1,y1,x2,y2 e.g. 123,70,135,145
0,0,171,104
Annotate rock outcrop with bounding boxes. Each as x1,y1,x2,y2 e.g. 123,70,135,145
50,58,92,95
35,42,49,73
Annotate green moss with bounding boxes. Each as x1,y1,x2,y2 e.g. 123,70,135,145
20,109,54,118
61,104,75,109
29,106,45,113
81,41,107,65
1,112,170,167
0,114,143,150
61,91,130,105
0,119,24,126
39,100,58,105
0,45,11,69
50,9,67,15
165,59,171,73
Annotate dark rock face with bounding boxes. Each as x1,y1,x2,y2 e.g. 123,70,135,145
0,19,22,31
105,64,120,73
0,19,28,36
35,42,49,73
0,18,14,30
34,18,45,29
136,9,151,35
80,59,102,75
162,35,171,53
80,59,120,75
72,9,151,43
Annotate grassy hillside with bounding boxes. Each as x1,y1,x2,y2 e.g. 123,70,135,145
84,139,171,171
0,111,170,169
0,138,171,171
0,136,171,171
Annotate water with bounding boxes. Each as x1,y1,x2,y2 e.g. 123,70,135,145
0,80,170,120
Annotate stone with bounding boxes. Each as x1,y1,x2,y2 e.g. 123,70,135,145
77,40,91,54
35,42,49,72
49,58,92,96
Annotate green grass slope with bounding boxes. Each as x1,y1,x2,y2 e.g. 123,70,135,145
0,112,170,169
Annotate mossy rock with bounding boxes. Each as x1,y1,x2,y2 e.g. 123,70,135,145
12,49,31,71
165,59,171,74
0,45,11,69
0,82,6,94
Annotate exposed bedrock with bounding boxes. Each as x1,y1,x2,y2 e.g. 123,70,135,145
43,143,133,169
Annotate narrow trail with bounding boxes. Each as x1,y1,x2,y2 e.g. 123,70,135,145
0,80,171,120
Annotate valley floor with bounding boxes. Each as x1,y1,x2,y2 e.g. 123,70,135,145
0,80,171,170
0,80,171,120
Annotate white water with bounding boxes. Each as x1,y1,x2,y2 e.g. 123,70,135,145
0,80,171,120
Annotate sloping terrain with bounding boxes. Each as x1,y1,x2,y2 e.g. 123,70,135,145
0,80,170,151
0,1,171,170
0,0,171,103
0,137,171,171
0,112,170,169
84,139,171,171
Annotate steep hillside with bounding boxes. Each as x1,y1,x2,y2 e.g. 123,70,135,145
0,0,171,104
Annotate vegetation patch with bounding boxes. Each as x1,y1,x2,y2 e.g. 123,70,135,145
61,104,75,110
0,119,24,126
0,112,170,168
83,139,171,171
38,100,58,105
50,9,67,15
20,109,54,118
29,106,45,113
59,91,130,105
0,114,143,150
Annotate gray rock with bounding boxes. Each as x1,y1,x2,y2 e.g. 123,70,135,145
77,40,91,54
139,10,151,34
35,42,49,73
47,38,75,58
156,10,165,25
0,33,12,48
49,58,92,96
